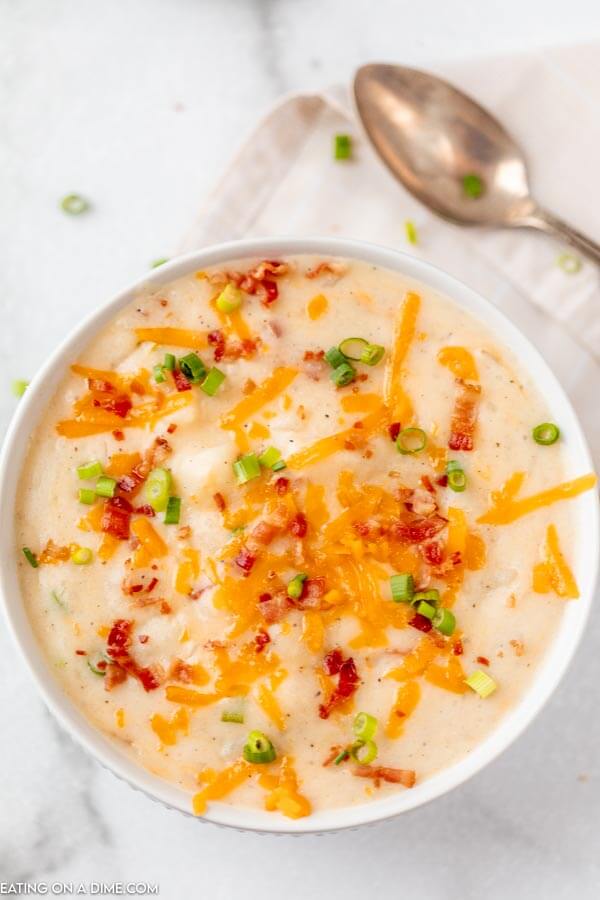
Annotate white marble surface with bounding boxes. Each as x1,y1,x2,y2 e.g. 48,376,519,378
2,1,600,897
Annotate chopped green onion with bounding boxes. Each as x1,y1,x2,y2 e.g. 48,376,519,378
360,344,385,366
233,453,261,485
353,712,378,741
12,379,29,398
163,353,176,371
334,134,352,160
78,488,96,505
446,461,467,492
242,730,277,764
87,654,106,676
465,669,497,698
201,367,226,396
145,467,172,511
557,252,582,275
396,427,427,455
71,547,93,565
287,572,308,599
532,422,560,446
390,572,414,603
95,476,117,498
151,257,169,268
271,460,287,472
153,364,166,384
462,173,484,198
221,710,244,724
179,352,206,383
60,193,89,215
164,496,181,525
77,460,103,481
411,589,440,607
333,748,350,765
339,337,369,361
258,446,283,469
405,220,418,245
22,547,39,568
51,590,67,611
433,607,456,636
416,600,436,620
325,346,347,369
350,740,378,765
216,283,243,313
331,362,356,387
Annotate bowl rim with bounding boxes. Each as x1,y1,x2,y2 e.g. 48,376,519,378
0,235,597,834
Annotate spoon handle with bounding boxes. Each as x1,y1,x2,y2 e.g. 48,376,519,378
521,206,600,266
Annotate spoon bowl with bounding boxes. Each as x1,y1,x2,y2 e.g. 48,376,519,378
354,63,600,262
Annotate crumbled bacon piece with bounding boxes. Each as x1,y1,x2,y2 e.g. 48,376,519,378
289,577,326,610
448,379,481,451
323,648,344,675
510,639,525,656
274,477,289,496
290,513,308,538
391,514,447,544
453,640,464,656
213,492,226,512
305,261,347,280
207,329,226,362
88,378,114,393
249,521,277,546
101,496,132,540
436,474,449,487
422,541,444,566
138,634,149,644
234,548,256,576
167,423,177,434
113,429,125,441
388,422,402,443
319,656,360,719
255,629,271,653
137,666,163,691
408,487,438,517
258,589,290,624
476,656,490,666
106,618,162,691
104,662,127,691
160,601,172,615
75,649,86,656
421,475,435,493
92,393,132,418
169,659,195,683
107,619,132,659
352,765,416,788
322,746,344,767
173,368,191,392
409,613,433,633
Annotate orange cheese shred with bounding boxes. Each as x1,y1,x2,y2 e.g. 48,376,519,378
386,679,421,739
306,293,328,320
262,756,311,819
151,707,190,746
424,656,468,694
478,472,597,525
532,524,579,599
131,518,168,559
135,327,207,349
165,686,222,707
192,761,256,816
437,346,479,381
221,367,298,437
384,291,421,423
287,407,388,470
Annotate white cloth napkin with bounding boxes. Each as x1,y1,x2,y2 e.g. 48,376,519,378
179,44,600,463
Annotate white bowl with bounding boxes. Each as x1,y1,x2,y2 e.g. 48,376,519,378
1,237,597,834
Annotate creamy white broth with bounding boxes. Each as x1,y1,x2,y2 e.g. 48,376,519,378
16,255,587,819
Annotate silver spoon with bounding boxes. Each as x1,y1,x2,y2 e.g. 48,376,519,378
354,63,600,265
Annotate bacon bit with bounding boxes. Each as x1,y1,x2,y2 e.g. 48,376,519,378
510,639,525,656
92,393,133,419
322,746,344,767
207,329,226,362
168,659,195,683
234,548,256,576
409,614,433,633
249,521,277,546
255,629,271,653
173,368,191,392
260,279,278,305
258,589,290,624
134,504,155,517
353,521,371,538
323,648,344,675
408,486,438,517
167,423,177,434
160,601,172,615
88,378,114,393
319,657,360,719
289,513,308,538
137,667,163,691
101,496,132,540
213,492,226,512
138,634,149,644
121,569,159,598
106,619,163,691
352,765,416,788
436,474,449,487
344,440,356,451
305,261,347,280
112,429,125,441
391,514,447,544
421,475,435,493
289,577,326,610
75,649,86,656
104,662,127,691
130,379,146,396
422,541,444,566
448,379,481,451
159,298,168,307
107,619,132,659
453,640,464,656
476,656,490,666
274,477,289,496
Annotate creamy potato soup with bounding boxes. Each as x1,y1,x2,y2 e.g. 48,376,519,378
16,255,595,820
